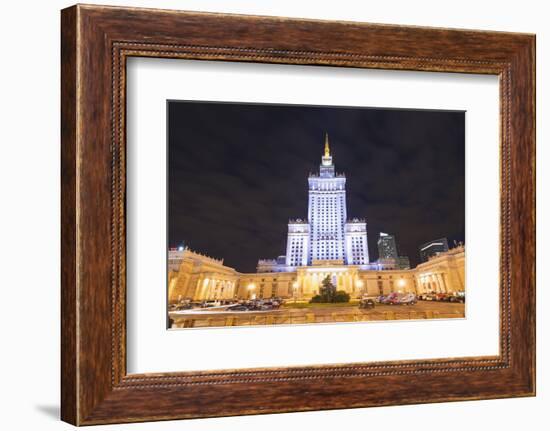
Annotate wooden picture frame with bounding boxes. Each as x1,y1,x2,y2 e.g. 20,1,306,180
61,4,535,425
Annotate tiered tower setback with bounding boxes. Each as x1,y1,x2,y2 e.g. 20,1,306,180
305,133,348,264
274,133,369,271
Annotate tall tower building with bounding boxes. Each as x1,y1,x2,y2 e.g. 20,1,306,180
307,133,348,264
377,232,411,269
285,219,309,267
377,232,398,259
419,237,449,262
282,133,369,267
345,218,369,265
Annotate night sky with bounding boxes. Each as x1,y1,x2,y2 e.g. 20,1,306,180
168,101,465,273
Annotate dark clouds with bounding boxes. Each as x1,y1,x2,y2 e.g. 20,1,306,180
168,101,465,272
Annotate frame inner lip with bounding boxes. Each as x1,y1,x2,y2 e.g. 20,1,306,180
113,45,511,384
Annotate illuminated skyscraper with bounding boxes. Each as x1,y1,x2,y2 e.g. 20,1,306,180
377,232,398,260
419,237,449,262
376,232,411,270
283,134,369,268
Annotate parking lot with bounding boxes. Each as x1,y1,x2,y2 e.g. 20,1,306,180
169,300,465,328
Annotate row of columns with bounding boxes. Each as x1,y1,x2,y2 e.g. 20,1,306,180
175,270,460,302
418,272,448,293
298,270,358,296
194,274,237,300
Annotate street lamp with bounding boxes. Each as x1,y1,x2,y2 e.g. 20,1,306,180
247,283,256,300
398,278,406,293
355,279,364,296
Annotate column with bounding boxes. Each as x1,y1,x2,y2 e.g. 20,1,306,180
195,275,204,300
434,274,445,293
437,273,447,293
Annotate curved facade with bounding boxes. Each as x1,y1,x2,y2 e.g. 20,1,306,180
168,247,465,302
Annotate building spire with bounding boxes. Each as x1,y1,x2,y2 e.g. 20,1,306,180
324,132,330,157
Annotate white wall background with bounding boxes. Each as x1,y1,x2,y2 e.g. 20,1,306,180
0,1,546,430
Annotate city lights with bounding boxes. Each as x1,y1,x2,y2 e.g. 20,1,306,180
166,136,465,311
306,267,348,272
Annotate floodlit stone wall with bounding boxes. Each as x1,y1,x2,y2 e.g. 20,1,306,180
168,247,465,302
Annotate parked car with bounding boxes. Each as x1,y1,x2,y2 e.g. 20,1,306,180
227,304,249,312
375,295,387,303
434,293,449,302
381,292,400,305
378,292,417,305
447,292,466,303
424,293,438,301
169,300,193,311
261,300,281,310
271,298,284,308
398,292,417,305
359,296,376,309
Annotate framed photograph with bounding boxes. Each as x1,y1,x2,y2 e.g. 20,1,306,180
61,4,535,425
164,100,467,331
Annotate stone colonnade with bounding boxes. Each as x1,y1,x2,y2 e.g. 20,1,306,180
296,268,358,297
168,248,465,302
193,274,238,300
417,272,449,293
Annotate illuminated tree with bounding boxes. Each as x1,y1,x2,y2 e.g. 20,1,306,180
310,275,350,303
